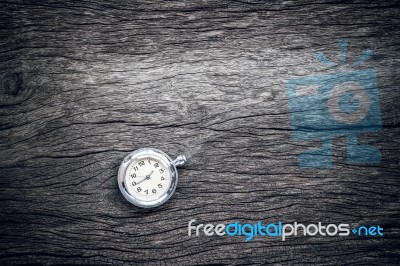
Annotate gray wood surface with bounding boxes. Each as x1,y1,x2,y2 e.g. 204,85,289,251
0,0,399,265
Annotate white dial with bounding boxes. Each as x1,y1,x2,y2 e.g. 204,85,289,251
125,157,171,202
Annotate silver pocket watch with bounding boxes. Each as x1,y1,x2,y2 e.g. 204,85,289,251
118,148,186,208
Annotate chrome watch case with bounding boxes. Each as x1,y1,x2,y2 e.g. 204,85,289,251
118,148,186,208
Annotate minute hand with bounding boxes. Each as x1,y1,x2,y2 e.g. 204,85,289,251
134,175,147,185
135,170,154,186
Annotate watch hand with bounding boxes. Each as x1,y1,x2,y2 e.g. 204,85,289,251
134,170,154,186
134,176,147,185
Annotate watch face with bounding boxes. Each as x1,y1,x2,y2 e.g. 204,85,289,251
125,156,172,202
118,148,178,208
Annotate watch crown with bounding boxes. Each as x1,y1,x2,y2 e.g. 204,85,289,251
172,155,186,167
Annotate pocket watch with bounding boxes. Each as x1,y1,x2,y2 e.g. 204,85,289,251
118,148,186,208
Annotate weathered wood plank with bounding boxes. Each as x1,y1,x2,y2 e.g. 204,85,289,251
0,0,399,265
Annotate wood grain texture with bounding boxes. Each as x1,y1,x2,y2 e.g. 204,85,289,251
0,0,399,265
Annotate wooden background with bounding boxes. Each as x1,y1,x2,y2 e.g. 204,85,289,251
0,0,399,265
